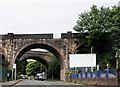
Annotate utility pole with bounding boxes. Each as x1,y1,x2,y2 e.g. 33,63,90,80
91,46,93,72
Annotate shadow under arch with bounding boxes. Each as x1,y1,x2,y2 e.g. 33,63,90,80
74,43,91,54
17,56,49,79
17,56,49,69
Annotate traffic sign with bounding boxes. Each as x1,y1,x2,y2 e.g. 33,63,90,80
13,64,16,69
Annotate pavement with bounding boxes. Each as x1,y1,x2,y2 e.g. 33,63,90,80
0,79,22,87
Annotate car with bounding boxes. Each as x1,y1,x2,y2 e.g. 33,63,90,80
35,72,46,81
20,74,25,79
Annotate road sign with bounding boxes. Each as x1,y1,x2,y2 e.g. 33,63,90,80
13,64,16,69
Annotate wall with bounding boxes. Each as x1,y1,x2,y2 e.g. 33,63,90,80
0,66,7,82
70,78,118,86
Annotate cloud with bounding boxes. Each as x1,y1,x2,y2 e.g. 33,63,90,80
0,0,119,35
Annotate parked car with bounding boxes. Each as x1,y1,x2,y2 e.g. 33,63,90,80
20,74,25,79
35,72,46,81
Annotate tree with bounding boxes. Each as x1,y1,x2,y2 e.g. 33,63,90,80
17,60,28,75
26,61,45,76
110,6,120,53
48,53,60,80
74,5,120,68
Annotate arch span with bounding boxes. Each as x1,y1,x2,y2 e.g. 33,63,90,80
14,43,63,66
1,32,85,81
17,56,49,69
14,43,64,81
74,44,91,54
17,56,49,79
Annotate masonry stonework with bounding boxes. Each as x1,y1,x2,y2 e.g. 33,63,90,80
0,32,85,81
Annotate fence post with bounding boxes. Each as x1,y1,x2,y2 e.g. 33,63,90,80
81,72,83,78
105,70,109,78
90,71,93,78
97,70,100,78
85,72,87,78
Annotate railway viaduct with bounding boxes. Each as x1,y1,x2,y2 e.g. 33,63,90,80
0,32,86,81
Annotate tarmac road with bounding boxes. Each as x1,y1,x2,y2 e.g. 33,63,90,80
13,79,96,87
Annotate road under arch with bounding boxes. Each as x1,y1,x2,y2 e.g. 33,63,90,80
14,43,64,81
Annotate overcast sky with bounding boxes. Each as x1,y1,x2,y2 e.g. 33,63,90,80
0,0,119,38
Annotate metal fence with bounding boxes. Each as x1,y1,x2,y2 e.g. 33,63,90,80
71,69,116,79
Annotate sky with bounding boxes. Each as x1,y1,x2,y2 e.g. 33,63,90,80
0,0,119,38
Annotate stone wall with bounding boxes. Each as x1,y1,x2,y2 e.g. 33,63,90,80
70,78,118,87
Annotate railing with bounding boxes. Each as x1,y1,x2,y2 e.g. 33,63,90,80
71,69,116,79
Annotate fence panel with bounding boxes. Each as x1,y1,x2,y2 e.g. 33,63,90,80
71,69,116,79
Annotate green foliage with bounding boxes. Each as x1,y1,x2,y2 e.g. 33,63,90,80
48,53,60,80
74,5,120,68
17,60,28,75
26,61,45,76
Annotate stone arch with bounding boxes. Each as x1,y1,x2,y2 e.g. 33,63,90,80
73,44,83,54
74,43,91,54
14,43,63,63
14,43,63,67
17,56,49,69
17,56,49,79
14,43,64,80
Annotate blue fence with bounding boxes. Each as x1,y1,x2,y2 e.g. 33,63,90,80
71,69,116,79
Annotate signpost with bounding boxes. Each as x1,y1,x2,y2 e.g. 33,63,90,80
13,64,16,80
13,64,16,69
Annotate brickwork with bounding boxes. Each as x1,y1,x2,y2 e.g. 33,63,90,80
0,32,85,81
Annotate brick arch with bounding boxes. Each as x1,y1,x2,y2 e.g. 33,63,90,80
17,56,49,69
17,56,52,80
1,32,85,81
74,43,91,54
14,43,65,80
14,43,64,68
73,43,84,54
